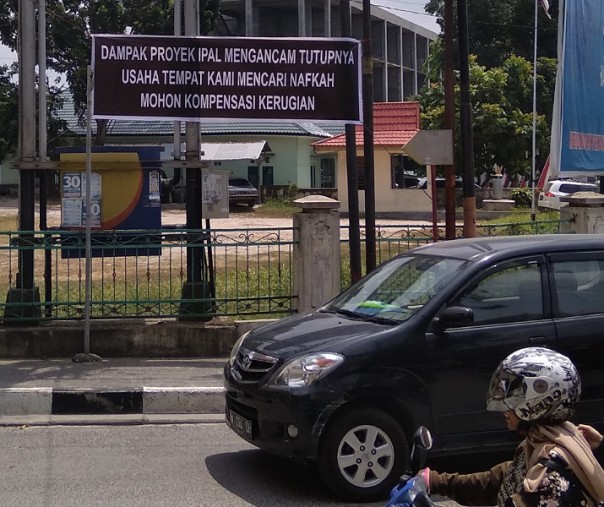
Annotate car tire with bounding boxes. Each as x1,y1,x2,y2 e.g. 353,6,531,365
318,407,408,502
247,201,256,208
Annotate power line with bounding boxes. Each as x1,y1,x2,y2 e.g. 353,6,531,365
351,0,438,18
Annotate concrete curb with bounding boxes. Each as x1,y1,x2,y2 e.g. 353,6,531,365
0,386,226,419
0,320,276,359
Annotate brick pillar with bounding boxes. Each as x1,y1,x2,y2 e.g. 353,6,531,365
293,195,341,313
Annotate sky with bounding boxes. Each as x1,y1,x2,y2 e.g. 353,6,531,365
0,44,16,67
365,0,440,33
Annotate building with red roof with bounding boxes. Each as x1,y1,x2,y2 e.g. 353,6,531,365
313,102,432,214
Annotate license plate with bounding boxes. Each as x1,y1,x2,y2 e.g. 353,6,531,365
228,409,254,440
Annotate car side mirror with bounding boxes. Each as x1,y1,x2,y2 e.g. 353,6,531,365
437,306,474,328
409,426,433,472
413,426,433,451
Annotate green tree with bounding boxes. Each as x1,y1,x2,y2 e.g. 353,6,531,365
425,0,558,67
0,0,219,146
418,41,552,181
0,62,69,166
0,64,18,165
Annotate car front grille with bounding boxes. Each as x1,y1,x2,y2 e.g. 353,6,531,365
232,346,279,383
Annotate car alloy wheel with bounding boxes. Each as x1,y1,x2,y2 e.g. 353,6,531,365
337,423,394,487
318,407,408,502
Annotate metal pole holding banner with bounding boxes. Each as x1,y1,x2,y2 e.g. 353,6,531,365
179,0,213,321
362,0,376,273
85,65,92,353
341,0,362,284
72,66,101,362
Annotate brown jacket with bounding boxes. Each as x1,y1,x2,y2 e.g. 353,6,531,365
429,460,511,506
429,422,604,507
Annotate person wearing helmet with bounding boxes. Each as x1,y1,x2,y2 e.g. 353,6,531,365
417,347,604,506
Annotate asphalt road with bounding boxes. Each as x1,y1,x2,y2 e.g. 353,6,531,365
0,422,472,507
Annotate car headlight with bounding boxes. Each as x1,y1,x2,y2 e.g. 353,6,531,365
270,353,344,388
228,332,249,367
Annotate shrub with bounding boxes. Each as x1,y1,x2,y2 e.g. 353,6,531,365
510,188,532,207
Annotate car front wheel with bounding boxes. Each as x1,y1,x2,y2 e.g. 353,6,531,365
318,407,408,502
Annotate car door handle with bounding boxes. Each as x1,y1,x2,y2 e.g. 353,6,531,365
529,336,547,346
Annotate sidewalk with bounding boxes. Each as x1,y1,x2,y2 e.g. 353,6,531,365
0,358,228,426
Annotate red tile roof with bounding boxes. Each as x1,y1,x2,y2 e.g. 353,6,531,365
314,102,420,150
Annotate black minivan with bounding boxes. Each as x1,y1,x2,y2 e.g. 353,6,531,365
224,234,604,501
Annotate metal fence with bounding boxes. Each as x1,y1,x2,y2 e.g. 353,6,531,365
0,218,562,324
0,226,297,323
340,219,563,286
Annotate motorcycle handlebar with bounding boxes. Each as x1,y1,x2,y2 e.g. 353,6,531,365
413,491,437,507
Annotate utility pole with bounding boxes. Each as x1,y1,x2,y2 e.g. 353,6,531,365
457,0,476,237
5,0,41,323
362,0,376,272
341,0,362,283
443,0,456,240
179,0,211,320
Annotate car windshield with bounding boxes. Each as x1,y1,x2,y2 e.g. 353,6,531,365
559,183,598,193
323,254,467,323
229,178,252,187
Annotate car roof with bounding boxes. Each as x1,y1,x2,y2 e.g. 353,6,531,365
550,180,597,186
410,234,604,262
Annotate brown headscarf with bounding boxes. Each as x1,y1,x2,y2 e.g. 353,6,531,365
523,421,604,504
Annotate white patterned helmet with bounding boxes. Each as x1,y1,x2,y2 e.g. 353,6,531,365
486,347,581,423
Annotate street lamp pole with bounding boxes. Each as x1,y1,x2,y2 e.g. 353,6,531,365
457,0,476,238
531,0,539,221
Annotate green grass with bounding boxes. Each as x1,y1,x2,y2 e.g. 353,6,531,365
40,260,295,320
254,198,301,218
479,209,560,224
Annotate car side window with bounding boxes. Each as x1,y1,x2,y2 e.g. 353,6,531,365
552,260,604,317
452,263,543,325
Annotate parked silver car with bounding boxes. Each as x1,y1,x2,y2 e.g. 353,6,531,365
538,180,599,210
228,177,259,208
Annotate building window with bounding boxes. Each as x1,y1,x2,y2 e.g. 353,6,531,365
262,166,274,185
321,158,335,187
391,155,421,188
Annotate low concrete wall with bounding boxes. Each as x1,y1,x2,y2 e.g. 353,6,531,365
0,319,274,358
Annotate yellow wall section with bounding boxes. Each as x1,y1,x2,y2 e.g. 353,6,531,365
59,152,143,227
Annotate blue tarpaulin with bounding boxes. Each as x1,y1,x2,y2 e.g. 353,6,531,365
550,0,604,176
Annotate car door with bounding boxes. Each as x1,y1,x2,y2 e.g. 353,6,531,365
548,252,604,433
425,255,557,438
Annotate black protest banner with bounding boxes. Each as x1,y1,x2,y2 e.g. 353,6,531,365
92,35,362,123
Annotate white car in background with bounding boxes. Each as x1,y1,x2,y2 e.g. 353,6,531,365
538,180,600,210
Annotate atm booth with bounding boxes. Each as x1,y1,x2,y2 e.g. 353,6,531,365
54,145,164,257
53,145,214,319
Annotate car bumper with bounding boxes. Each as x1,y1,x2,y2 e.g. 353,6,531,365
224,371,339,461
537,200,557,210
229,195,258,203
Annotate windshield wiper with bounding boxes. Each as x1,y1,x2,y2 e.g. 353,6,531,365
364,315,399,325
330,308,367,320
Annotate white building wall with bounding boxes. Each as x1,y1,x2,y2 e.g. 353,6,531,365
295,137,312,188
336,149,431,214
162,135,316,187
